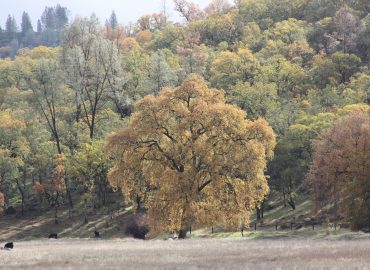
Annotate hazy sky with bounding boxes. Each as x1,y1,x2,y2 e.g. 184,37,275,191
1,0,231,28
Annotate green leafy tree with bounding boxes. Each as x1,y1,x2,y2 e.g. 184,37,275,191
145,50,177,93
303,0,341,22
150,24,185,51
357,14,370,61
70,141,110,208
0,111,28,210
330,5,362,54
310,53,340,88
269,112,336,209
63,16,124,140
264,19,310,45
256,55,308,99
341,72,370,105
34,154,66,224
210,48,259,90
331,52,361,83
28,53,74,208
189,12,238,47
29,58,64,154
227,81,279,121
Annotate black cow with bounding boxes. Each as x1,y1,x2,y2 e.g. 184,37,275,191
4,242,14,249
48,233,58,239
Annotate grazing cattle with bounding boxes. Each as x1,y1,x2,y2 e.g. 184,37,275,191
48,233,58,239
4,242,14,249
94,230,100,238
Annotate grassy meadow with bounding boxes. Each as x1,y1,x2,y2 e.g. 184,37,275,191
1,238,370,270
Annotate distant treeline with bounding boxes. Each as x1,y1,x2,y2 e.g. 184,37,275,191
0,5,69,58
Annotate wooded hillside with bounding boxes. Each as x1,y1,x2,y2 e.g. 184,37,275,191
0,0,369,234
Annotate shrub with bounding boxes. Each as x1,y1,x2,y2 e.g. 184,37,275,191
124,213,149,240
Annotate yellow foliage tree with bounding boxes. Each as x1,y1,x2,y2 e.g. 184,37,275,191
0,110,28,212
107,75,276,235
210,48,259,90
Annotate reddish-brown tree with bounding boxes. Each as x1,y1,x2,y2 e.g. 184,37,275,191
306,112,370,229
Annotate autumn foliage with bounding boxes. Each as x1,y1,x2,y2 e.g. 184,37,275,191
107,74,276,234
0,192,4,213
305,112,370,229
1,0,369,234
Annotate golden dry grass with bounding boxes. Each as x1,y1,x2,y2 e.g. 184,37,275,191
1,239,369,270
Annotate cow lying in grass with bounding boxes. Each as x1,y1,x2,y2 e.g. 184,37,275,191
1,242,13,250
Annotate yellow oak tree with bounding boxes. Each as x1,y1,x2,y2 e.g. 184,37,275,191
107,74,275,235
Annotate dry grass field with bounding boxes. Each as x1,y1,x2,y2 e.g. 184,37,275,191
1,239,370,270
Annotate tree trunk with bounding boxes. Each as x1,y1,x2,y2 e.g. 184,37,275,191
256,206,261,220
54,207,59,224
65,176,73,209
54,125,62,155
261,200,265,219
17,184,25,216
17,172,26,216
75,102,81,123
89,100,98,140
288,195,296,210
288,177,295,210
83,200,89,224
282,187,287,207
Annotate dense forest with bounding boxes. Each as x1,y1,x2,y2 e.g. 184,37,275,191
0,0,369,235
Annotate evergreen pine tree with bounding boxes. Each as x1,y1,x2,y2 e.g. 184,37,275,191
5,15,18,33
37,20,42,33
109,11,118,29
21,12,33,34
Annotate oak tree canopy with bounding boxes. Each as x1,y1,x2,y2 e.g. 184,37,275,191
107,74,276,234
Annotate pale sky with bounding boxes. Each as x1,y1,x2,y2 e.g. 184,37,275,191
1,0,232,29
